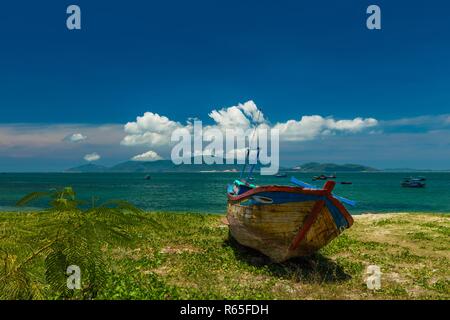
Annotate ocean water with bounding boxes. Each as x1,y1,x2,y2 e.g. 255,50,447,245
0,172,449,214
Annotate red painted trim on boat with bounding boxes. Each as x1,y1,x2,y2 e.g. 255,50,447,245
323,180,336,192
322,180,353,226
289,200,325,251
329,196,354,227
227,185,327,201
321,180,353,227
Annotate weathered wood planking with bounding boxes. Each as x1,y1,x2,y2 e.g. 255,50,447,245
227,200,341,262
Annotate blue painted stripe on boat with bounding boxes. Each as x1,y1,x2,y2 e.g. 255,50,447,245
247,191,324,204
242,191,349,230
324,199,349,230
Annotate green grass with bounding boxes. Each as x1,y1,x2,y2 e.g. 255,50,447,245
1,211,449,300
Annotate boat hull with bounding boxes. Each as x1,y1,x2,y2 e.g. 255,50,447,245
227,185,353,262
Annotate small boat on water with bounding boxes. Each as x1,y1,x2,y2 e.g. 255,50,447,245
340,181,353,185
275,173,287,178
312,174,336,181
404,176,426,182
144,175,151,180
401,177,425,188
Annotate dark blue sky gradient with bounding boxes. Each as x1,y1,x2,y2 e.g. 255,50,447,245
1,0,449,124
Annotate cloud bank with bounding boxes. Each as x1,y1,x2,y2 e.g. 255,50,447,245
121,100,379,148
2,101,450,171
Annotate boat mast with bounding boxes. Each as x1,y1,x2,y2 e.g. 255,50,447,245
239,148,250,179
240,109,262,181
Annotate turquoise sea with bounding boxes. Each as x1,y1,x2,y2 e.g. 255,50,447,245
0,172,449,214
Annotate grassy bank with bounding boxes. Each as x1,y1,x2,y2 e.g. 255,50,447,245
1,211,449,299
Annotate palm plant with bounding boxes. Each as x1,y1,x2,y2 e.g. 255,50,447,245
0,187,156,299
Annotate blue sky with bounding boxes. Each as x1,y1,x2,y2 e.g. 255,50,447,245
0,1,450,171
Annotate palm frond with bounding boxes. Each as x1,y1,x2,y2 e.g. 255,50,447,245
5,186,160,299
44,246,68,293
16,192,50,207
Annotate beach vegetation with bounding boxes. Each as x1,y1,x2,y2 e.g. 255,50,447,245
0,198,449,299
0,187,156,299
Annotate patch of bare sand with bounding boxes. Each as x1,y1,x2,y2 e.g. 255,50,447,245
146,265,171,276
160,244,203,254
351,213,449,259
355,212,449,224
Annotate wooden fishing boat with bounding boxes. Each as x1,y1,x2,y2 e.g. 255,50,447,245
227,178,354,262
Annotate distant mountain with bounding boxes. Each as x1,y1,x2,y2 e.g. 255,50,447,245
66,160,379,173
383,168,425,172
384,168,450,172
291,162,379,172
110,160,240,172
66,163,109,173
66,159,241,173
110,160,176,172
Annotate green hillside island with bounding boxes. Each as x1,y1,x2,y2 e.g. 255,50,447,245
292,162,379,172
66,160,379,173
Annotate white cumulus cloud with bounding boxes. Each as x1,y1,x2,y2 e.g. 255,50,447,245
84,152,101,162
121,100,379,148
121,112,183,147
208,101,265,130
131,150,163,162
64,133,87,143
